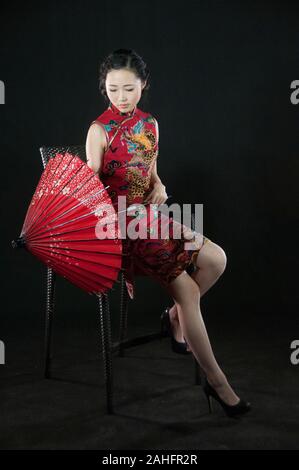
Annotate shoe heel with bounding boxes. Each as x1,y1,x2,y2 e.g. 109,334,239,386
203,377,251,418
205,393,213,414
160,310,169,337
160,307,191,355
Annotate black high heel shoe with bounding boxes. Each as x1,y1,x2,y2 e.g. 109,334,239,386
160,307,191,355
203,377,251,418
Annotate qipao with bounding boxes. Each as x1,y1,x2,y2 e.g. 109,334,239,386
91,101,211,299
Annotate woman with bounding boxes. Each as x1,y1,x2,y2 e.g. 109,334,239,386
86,48,251,418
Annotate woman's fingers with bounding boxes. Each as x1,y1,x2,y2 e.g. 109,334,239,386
144,196,168,205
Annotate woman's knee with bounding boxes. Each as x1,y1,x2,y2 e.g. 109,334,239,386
196,240,227,276
215,245,227,274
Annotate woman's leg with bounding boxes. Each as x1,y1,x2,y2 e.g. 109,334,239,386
191,239,227,295
165,270,240,406
168,240,227,344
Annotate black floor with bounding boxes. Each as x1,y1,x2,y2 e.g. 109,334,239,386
1,307,298,450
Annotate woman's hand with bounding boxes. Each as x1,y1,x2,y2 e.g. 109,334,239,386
144,182,168,205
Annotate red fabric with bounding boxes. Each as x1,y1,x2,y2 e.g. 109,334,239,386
93,102,208,299
20,151,122,296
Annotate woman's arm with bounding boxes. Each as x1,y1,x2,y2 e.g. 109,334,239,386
150,117,165,188
150,159,165,189
145,159,168,204
85,122,108,176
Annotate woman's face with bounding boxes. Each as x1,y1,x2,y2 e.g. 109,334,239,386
105,68,146,112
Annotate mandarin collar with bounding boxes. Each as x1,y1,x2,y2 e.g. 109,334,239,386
108,101,137,117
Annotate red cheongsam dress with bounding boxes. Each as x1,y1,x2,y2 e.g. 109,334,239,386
91,101,211,299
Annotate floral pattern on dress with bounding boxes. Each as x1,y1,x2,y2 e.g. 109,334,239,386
91,102,211,299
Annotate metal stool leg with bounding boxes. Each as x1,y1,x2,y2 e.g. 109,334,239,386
98,293,114,414
44,267,56,379
194,357,202,385
118,270,129,357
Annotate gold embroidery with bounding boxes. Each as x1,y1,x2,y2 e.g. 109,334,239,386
123,126,158,203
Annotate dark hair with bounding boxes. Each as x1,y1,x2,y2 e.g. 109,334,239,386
98,48,150,105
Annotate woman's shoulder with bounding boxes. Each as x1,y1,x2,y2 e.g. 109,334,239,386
137,105,155,117
138,107,158,126
92,108,111,125
140,108,158,132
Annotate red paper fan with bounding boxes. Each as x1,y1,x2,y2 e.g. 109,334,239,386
12,151,123,296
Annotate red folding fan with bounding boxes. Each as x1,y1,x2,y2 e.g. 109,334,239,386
11,151,123,296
